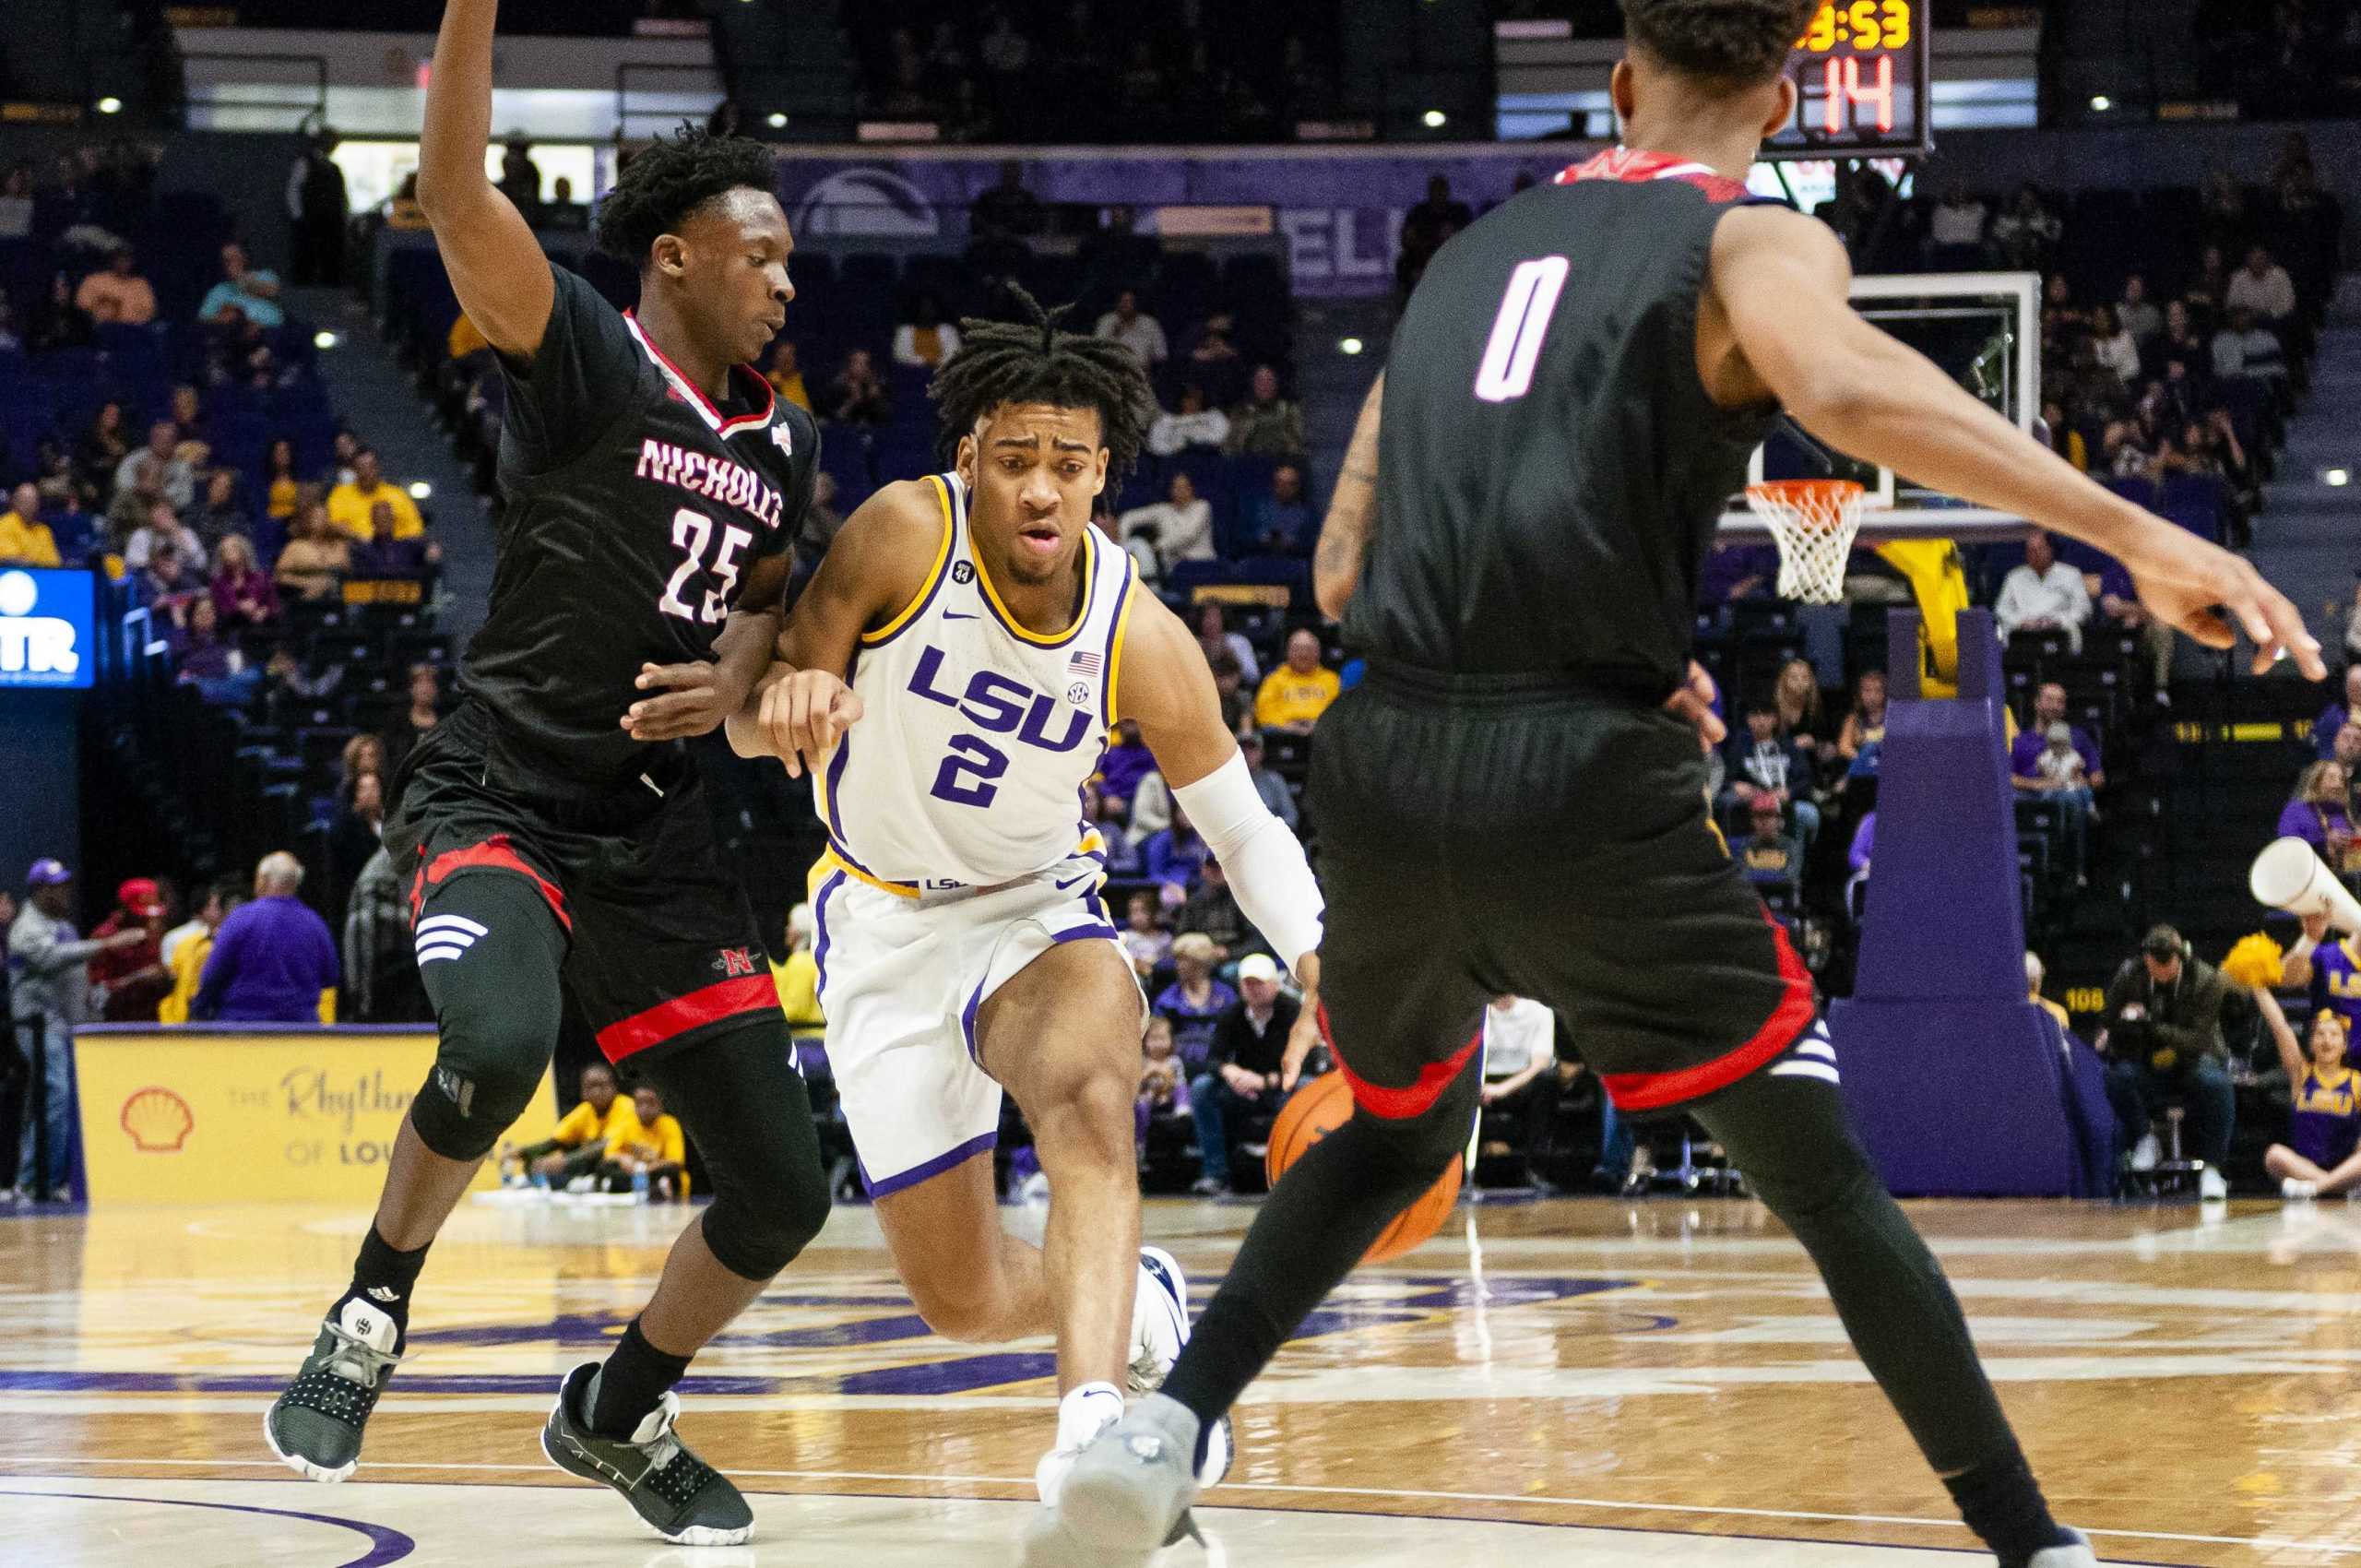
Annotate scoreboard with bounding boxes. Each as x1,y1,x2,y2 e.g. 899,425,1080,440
1763,1,1933,161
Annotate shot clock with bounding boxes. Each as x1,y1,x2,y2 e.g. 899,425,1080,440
1764,1,1933,160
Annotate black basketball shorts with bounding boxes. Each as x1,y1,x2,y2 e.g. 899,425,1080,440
384,703,780,1068
1308,664,1817,1123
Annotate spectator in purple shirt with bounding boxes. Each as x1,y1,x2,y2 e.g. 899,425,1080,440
194,851,338,1023
1097,717,1156,815
2313,666,2361,760
2010,683,2105,790
1141,806,1211,899
1153,932,1237,1073
348,499,442,580
2280,762,2358,874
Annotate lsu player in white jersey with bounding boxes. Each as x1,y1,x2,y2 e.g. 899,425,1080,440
728,292,1326,1503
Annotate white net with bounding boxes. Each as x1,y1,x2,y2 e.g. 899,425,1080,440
1745,481,1869,604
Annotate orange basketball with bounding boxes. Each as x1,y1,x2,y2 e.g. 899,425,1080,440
1265,1071,1464,1264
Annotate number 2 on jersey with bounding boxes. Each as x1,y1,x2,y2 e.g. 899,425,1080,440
1474,255,1571,403
931,734,1009,808
656,506,753,625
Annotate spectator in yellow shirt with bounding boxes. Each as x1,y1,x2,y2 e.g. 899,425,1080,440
771,901,825,1048
1252,628,1340,735
326,449,424,540
500,1063,639,1187
763,339,812,412
2026,951,2072,1034
0,482,60,566
159,884,238,1024
607,1084,692,1198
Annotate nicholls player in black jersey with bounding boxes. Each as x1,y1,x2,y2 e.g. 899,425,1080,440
1037,4,2322,1566
263,0,828,1546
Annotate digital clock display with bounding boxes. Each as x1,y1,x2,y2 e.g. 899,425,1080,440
1762,0,1931,161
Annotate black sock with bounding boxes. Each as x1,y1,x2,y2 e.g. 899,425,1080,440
344,1226,429,1348
1944,1451,2077,1567
590,1317,694,1438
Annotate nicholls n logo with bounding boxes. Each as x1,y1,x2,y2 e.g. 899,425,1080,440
715,946,760,978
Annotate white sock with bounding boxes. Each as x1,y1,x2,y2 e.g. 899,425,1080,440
1055,1381,1125,1453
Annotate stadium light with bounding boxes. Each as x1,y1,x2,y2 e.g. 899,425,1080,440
766,112,788,128
314,330,339,350
1422,110,1447,129
2329,469,2352,488
2089,95,2112,112
1339,338,1364,356
96,97,122,115
409,481,433,500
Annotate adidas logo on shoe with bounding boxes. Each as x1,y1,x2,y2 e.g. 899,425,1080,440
365,1287,400,1303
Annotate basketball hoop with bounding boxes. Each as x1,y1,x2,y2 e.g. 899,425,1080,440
1745,480,1869,604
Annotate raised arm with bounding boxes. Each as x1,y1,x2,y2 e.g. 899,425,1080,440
1709,206,2321,679
2255,986,2310,1086
1312,373,1382,621
414,0,555,358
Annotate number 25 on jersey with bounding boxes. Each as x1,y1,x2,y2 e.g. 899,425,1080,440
656,506,753,624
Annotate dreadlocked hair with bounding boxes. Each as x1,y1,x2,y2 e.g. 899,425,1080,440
594,123,777,268
928,284,1159,481
1622,0,1820,88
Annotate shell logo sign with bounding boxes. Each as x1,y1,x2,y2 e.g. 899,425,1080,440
121,1087,195,1152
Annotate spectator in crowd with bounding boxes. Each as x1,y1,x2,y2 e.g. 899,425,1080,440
1738,794,1805,904
342,844,422,1025
1120,890,1172,979
971,158,1043,240
1773,656,1825,755
178,596,258,700
2019,721,2098,876
2225,243,2298,324
769,902,825,1053
160,880,240,1025
1994,529,2093,651
1083,778,1139,873
2089,306,2142,387
496,135,542,213
2280,761,2358,873
75,247,156,326
2011,682,2106,792
274,499,350,600
2099,924,2232,1195
1244,463,1314,556
2255,985,2361,1200
1096,288,1169,366
1118,471,1216,574
210,534,280,634
2213,306,2288,384
1989,184,2062,271
13,861,142,1196
1187,952,1300,1194
1146,384,1231,457
85,877,170,1025
1154,931,1236,1073
1477,995,1561,1181
200,241,285,329
338,733,385,803
2313,666,2361,759
288,126,349,284
1176,857,1254,959
891,293,962,370
382,663,445,780
1128,761,1172,837
2117,273,2162,342
115,421,194,512
1135,1015,1192,1168
134,540,199,626
190,469,253,558
327,449,423,540
1194,603,1259,685
502,1063,638,1188
1225,365,1305,459
1143,805,1211,902
1926,184,1988,267
2026,951,2072,1033
1239,731,1297,831
1254,628,1339,737
0,482,59,566
194,851,338,1024
607,1084,691,1198
1097,716,1156,815
75,401,129,496
1210,648,1253,738
1187,313,1246,408
350,500,441,579
125,498,204,576
330,767,386,903
763,339,811,411
541,175,587,230
1722,698,1820,843
826,348,893,425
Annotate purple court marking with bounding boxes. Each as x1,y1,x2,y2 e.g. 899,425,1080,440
0,1489,413,1565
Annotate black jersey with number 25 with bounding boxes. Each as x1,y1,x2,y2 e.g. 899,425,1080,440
460,264,819,801
1345,150,1780,695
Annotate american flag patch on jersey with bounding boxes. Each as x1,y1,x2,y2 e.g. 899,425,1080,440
1068,650,1102,677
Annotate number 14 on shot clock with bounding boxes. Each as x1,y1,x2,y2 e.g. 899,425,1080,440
1769,0,1932,160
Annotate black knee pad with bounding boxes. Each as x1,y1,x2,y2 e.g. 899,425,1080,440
409,873,567,1161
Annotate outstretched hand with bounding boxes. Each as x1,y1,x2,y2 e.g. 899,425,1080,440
622,661,747,742
2125,528,2325,679
1664,660,1726,753
757,669,865,778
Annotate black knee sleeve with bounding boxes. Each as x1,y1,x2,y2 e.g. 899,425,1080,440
643,1021,829,1281
409,873,567,1161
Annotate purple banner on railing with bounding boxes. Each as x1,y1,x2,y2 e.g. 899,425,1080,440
770,151,1588,298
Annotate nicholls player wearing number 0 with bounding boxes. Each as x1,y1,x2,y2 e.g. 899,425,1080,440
730,290,1325,1513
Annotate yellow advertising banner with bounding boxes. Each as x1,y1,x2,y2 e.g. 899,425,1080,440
74,1028,557,1204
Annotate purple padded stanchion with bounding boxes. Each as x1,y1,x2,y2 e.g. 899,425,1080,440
1827,609,2082,1196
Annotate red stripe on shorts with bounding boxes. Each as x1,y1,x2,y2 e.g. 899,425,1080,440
1320,1004,1484,1121
418,835,571,931
1600,912,1817,1112
596,974,780,1063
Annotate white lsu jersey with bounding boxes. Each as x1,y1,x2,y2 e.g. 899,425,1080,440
818,471,1139,894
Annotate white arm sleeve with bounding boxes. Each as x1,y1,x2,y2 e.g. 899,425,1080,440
1172,751,1323,972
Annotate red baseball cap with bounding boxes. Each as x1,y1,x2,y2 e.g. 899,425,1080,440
117,878,165,918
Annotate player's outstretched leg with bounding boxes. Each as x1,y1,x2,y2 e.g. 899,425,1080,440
1690,1062,2095,1568
267,873,564,1481
1022,1047,1481,1567
541,1019,829,1545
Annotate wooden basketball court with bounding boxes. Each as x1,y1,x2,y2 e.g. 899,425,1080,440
2,1194,2355,1566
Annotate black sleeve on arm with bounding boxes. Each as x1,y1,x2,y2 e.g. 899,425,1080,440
495,264,641,476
